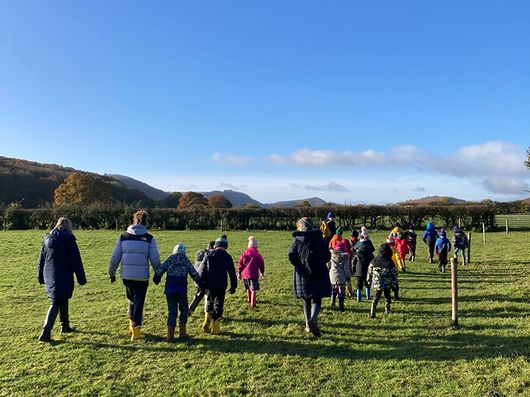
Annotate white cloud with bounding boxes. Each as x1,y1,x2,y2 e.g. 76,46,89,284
304,181,350,193
268,141,529,196
212,152,254,165
217,183,241,191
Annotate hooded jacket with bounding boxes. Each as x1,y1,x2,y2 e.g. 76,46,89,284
37,229,86,300
198,248,237,292
238,247,265,280
353,239,375,278
155,253,203,295
367,244,396,291
327,251,349,285
108,224,161,281
422,223,439,242
435,230,451,254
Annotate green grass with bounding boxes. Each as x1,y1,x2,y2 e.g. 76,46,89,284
0,230,529,397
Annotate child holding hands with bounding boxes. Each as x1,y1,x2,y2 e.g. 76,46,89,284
237,236,265,309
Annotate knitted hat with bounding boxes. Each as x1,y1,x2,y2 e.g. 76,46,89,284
173,244,186,255
440,228,446,237
214,236,228,249
248,235,258,248
351,230,359,238
361,226,367,233
327,212,335,219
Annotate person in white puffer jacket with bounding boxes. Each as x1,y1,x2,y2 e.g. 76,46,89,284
108,210,161,340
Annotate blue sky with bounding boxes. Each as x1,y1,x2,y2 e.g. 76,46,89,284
1,1,529,203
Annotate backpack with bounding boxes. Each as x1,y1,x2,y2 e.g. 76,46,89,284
454,232,468,249
320,220,332,240
300,240,326,279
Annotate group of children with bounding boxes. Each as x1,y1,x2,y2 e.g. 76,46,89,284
153,234,265,341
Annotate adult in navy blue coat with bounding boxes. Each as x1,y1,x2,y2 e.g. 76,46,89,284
37,217,86,342
288,217,331,337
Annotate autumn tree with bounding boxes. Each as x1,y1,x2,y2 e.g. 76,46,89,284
177,192,208,209
54,172,113,206
164,192,182,208
208,194,233,209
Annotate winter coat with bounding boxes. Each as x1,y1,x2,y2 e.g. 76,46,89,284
37,229,86,301
422,224,439,244
367,244,397,291
394,237,410,259
288,229,332,299
435,237,451,254
238,248,265,280
155,253,203,295
197,248,237,292
353,240,375,279
327,252,349,285
108,224,161,281
195,249,209,269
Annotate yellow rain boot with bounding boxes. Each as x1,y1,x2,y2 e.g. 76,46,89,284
131,325,143,341
212,319,221,335
202,313,212,333
128,319,133,335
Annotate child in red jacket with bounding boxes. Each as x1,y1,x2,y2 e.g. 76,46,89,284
237,236,265,309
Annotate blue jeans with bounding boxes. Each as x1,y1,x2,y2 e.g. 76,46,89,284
166,292,188,326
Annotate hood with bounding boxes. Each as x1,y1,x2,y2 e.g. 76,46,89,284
292,229,322,243
127,224,148,235
453,225,463,234
426,223,435,231
44,228,71,249
372,243,393,268
379,243,392,259
440,228,446,237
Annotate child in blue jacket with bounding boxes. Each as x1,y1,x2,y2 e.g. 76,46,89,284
435,229,451,273
154,244,204,341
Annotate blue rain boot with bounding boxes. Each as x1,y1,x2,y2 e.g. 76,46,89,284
365,288,371,300
356,289,362,303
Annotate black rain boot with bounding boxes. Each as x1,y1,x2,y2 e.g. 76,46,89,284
38,328,51,342
59,300,74,333
338,296,345,312
394,289,399,301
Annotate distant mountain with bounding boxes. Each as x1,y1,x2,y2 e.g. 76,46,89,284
202,190,264,207
399,196,467,205
266,197,327,208
107,174,169,200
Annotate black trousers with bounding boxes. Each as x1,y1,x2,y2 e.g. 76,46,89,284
43,298,69,331
373,288,391,305
205,289,226,321
425,238,435,260
123,279,148,326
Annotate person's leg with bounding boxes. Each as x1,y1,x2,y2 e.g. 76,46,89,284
428,239,435,262
364,279,371,300
330,285,337,306
346,277,353,297
39,299,61,341
246,288,252,304
308,297,322,337
123,280,134,325
383,288,392,314
59,299,73,332
356,276,363,302
202,291,213,333
370,289,383,318
132,281,148,327
178,292,189,338
302,298,312,325
338,285,345,311
212,291,226,334
188,288,204,315
166,294,177,341
250,289,257,308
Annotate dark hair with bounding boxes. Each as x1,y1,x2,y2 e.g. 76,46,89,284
208,241,215,249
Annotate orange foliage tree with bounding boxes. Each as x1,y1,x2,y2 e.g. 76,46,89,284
54,172,113,206
177,192,208,209
208,194,233,208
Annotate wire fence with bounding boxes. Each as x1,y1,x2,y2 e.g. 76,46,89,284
495,214,530,231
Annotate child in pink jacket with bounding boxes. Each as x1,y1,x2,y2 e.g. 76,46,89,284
237,236,265,309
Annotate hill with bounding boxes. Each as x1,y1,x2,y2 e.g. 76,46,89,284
399,196,468,206
266,197,327,208
0,156,150,207
106,174,169,200
202,190,264,207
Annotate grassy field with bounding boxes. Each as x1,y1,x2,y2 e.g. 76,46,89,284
0,229,529,397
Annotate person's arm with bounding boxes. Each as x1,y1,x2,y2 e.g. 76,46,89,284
237,253,246,279
227,255,237,293
288,240,301,267
148,237,162,273
258,253,265,277
108,236,122,280
37,240,45,285
69,236,86,285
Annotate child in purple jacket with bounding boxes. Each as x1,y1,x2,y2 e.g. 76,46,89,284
237,236,265,309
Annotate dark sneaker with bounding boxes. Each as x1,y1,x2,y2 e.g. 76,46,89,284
307,320,321,337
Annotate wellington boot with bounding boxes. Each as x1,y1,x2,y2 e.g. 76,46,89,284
356,289,362,303
38,328,51,343
370,301,377,318
128,319,133,335
179,323,189,339
212,320,221,335
385,303,391,314
131,325,143,341
365,287,371,300
202,313,212,333
167,326,175,342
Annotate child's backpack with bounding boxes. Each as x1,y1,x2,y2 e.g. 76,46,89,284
300,239,326,279
320,220,332,240
454,232,468,249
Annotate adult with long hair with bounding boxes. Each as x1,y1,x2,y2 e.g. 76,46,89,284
288,217,331,337
37,217,86,342
109,210,161,341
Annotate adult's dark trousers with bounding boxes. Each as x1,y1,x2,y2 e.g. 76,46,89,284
42,298,70,330
123,279,148,326
206,289,226,321
373,288,391,305
356,275,368,290
425,238,435,261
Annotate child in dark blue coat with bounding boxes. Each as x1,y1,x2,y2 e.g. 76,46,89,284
154,244,204,341
435,229,452,273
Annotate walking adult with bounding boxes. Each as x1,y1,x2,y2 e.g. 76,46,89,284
288,217,331,337
108,210,161,341
37,217,86,342
422,222,439,263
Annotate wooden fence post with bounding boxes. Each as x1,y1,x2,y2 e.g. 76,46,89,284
482,222,486,243
451,257,458,327
467,232,471,264
505,218,509,233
